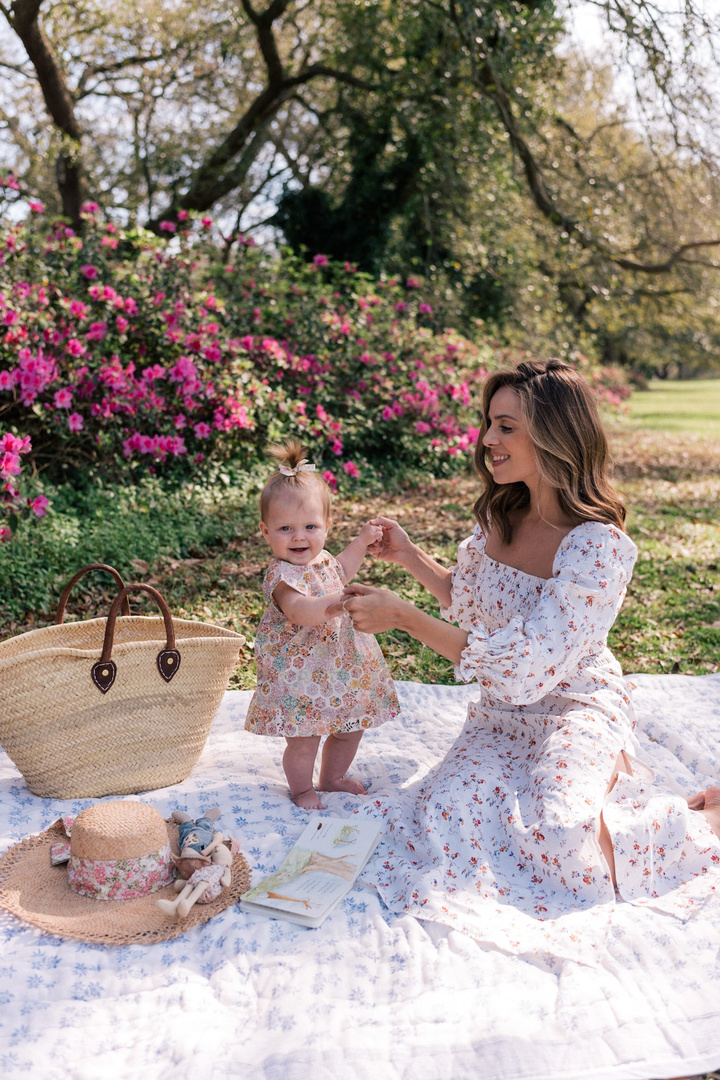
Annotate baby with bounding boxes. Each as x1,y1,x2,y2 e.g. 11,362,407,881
245,438,400,809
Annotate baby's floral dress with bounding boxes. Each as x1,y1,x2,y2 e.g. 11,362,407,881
359,522,720,959
246,551,400,738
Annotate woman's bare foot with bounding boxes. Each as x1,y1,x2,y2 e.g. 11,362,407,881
320,775,368,796
688,785,720,838
292,787,325,810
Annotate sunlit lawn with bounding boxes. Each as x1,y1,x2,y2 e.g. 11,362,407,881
628,378,720,436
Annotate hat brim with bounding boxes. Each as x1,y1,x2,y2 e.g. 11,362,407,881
0,818,251,946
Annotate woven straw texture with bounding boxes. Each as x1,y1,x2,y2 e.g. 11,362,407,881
0,615,244,799
71,800,170,860
0,815,251,945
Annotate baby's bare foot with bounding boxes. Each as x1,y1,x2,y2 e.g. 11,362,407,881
292,787,325,810
320,775,368,796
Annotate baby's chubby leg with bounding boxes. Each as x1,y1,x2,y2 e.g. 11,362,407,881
284,736,324,810
319,730,367,796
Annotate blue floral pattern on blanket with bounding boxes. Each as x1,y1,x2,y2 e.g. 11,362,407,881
0,677,719,1080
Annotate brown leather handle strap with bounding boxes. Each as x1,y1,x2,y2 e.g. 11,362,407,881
55,563,131,624
99,583,176,662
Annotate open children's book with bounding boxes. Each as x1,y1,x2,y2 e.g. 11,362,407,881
239,815,381,928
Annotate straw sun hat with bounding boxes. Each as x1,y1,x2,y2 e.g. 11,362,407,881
0,800,250,945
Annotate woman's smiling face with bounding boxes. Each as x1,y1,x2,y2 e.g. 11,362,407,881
482,386,539,487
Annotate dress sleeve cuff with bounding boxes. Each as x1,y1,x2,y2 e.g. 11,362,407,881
454,624,488,684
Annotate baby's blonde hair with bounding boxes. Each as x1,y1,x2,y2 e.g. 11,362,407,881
259,438,332,522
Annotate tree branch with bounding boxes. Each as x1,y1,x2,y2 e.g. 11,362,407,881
147,0,375,231
449,0,720,276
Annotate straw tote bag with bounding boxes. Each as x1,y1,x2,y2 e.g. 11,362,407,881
0,563,245,799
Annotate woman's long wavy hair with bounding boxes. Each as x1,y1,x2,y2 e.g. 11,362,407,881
473,359,626,543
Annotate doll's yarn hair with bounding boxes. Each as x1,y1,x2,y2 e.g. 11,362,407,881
259,438,332,522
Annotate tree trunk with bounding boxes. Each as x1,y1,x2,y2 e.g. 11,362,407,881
8,0,84,225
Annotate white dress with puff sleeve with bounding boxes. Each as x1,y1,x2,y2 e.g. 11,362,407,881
359,522,720,958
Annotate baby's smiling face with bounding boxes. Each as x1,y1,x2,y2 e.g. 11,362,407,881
259,490,330,566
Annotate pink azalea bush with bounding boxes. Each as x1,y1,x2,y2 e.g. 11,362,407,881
0,431,48,540
0,188,632,525
0,199,496,492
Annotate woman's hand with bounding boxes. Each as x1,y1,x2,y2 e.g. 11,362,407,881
357,520,383,550
335,583,408,634
366,516,413,564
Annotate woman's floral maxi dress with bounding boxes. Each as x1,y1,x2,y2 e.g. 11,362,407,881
360,522,720,957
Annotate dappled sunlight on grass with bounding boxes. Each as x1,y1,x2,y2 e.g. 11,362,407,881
5,416,719,685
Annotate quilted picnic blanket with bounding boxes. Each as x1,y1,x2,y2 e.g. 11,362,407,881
1,674,720,1080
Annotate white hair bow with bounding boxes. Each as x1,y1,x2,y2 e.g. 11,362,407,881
278,459,316,476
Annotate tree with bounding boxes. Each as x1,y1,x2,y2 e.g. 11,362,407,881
2,0,720,373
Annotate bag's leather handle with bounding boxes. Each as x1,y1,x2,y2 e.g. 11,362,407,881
91,583,181,694
55,563,131,624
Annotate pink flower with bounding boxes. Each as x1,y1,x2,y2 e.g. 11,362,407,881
419,303,433,314
381,406,394,421
81,201,100,214
159,220,176,233
178,210,189,221
1,433,31,454
86,321,108,341
69,299,88,319
0,451,21,478
343,460,360,478
322,469,338,491
31,494,49,517
0,525,11,542
68,412,84,432
201,217,213,228
53,388,73,408
81,265,98,279
193,422,211,439
29,199,45,214
116,315,129,333
66,337,86,357
313,254,329,267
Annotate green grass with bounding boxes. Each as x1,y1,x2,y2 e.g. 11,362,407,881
3,398,720,686
628,378,720,435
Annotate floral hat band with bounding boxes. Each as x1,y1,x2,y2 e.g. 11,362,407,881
278,459,316,476
51,812,175,901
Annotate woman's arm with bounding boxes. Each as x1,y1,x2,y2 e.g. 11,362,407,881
273,581,344,627
370,516,453,607
342,524,638,705
341,584,469,664
335,521,383,583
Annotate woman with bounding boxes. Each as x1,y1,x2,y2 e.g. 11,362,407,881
342,359,720,954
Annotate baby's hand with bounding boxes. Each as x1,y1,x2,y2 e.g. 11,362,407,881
358,521,383,550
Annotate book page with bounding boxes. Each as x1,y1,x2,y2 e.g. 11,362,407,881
240,816,380,924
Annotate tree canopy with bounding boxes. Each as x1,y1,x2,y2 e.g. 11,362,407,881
1,0,719,373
